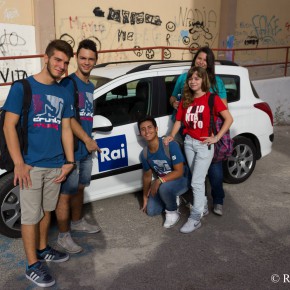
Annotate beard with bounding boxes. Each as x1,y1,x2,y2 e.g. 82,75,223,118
47,61,63,80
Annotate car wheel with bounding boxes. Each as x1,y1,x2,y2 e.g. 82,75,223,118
0,173,22,238
223,136,257,184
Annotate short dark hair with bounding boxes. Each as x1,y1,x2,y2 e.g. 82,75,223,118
137,115,157,132
77,39,98,59
45,39,74,58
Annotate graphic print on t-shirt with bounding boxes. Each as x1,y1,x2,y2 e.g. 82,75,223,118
32,94,63,130
79,91,93,122
185,105,205,129
152,159,171,176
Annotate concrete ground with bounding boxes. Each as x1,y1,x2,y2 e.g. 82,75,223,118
0,126,290,290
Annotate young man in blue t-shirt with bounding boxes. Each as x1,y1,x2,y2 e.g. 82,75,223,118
138,116,190,228
55,39,101,254
3,39,75,288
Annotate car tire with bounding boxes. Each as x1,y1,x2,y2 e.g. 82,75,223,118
0,173,22,238
223,136,257,184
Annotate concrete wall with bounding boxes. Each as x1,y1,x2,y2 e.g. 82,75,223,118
253,77,290,125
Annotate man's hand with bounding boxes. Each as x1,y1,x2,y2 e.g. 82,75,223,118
14,163,33,189
150,179,161,197
54,164,74,183
141,195,148,213
85,138,102,153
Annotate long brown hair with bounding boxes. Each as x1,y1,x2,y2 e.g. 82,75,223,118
183,67,210,109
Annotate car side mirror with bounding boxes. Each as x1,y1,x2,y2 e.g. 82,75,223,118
92,115,113,132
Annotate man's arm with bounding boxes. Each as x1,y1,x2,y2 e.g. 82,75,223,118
160,162,184,182
3,112,32,188
71,118,101,153
55,117,75,183
141,169,152,212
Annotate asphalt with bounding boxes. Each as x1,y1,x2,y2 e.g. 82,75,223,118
0,125,290,290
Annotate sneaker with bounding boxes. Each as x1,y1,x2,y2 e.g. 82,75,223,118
213,204,223,216
163,210,180,228
180,218,201,234
26,261,55,288
57,233,83,254
37,245,69,263
203,205,209,217
71,218,101,234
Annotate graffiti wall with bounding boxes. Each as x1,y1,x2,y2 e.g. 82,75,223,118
54,0,221,67
234,0,290,68
0,23,41,105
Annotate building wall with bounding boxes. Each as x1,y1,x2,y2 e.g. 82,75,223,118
54,0,221,65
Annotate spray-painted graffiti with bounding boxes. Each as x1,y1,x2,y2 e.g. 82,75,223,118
252,15,282,45
3,8,19,20
118,30,134,42
285,22,290,31
93,7,105,17
0,29,26,56
107,8,162,26
244,35,259,47
58,5,219,62
0,68,28,83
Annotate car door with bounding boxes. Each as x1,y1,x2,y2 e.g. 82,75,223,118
84,72,157,203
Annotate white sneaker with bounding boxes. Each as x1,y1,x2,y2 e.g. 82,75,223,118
163,210,180,228
213,204,223,216
180,218,201,234
57,233,82,254
71,218,101,234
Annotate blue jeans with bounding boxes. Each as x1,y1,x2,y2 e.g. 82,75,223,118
208,161,225,205
147,166,190,216
184,135,214,221
61,154,93,195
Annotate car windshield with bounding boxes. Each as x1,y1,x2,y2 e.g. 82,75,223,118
89,76,112,90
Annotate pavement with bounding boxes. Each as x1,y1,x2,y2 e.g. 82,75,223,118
0,125,290,290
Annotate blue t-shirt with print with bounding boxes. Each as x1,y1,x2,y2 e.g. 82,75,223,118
61,73,95,161
141,138,185,177
2,76,74,168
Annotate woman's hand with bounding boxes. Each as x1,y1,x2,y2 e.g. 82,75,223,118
163,135,174,146
201,134,219,145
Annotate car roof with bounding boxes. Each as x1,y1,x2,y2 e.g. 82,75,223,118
90,60,239,79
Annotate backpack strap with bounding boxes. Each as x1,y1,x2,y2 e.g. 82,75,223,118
13,79,32,155
208,93,217,136
61,76,80,123
143,139,171,163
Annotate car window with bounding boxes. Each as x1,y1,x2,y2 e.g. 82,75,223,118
218,75,240,103
164,75,178,115
90,76,112,89
94,78,153,126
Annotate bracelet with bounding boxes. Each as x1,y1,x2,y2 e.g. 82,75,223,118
158,176,166,183
215,135,219,142
65,161,76,165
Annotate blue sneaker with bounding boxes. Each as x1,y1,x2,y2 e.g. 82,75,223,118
37,245,69,263
26,261,55,287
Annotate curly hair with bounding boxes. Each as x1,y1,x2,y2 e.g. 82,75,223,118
191,46,218,94
182,67,210,109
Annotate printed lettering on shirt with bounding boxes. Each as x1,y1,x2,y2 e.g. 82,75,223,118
152,159,171,176
185,105,204,129
32,94,63,130
79,92,93,122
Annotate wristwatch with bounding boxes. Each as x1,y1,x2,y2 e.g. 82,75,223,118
65,161,77,168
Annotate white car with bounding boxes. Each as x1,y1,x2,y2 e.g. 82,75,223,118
0,60,274,238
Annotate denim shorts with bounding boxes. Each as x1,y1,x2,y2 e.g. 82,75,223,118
61,154,93,195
